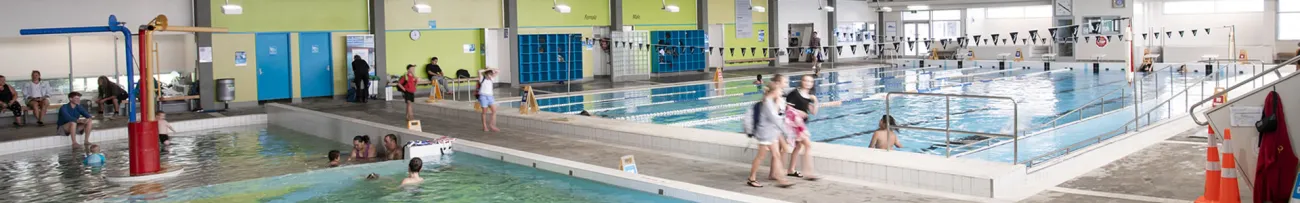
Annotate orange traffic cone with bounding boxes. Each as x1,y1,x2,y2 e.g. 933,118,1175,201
1218,129,1241,203
1195,132,1221,203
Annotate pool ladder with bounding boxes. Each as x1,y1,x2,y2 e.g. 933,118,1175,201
884,92,1020,163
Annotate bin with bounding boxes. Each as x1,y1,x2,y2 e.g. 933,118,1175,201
216,78,235,102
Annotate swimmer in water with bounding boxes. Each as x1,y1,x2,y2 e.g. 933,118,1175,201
869,115,902,151
401,158,424,186
349,135,375,161
84,144,105,165
328,150,341,167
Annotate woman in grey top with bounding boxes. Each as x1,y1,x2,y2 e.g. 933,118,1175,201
745,82,795,188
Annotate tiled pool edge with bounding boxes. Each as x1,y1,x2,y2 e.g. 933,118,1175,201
264,104,782,203
419,99,1028,199
0,115,267,156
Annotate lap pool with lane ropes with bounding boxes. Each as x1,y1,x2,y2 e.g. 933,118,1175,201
506,63,1228,163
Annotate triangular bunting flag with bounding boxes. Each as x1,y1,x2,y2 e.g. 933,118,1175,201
1118,34,1124,41
1205,28,1211,35
1029,30,1039,42
740,48,746,56
1142,33,1148,40
1041,38,1048,44
893,42,900,51
1178,31,1185,37
1022,39,1028,44
836,46,843,54
1048,28,1058,39
940,39,948,48
729,48,735,56
850,45,857,54
1084,36,1091,43
750,48,756,56
1192,29,1198,36
708,47,714,53
982,39,989,45
822,47,831,55
1166,31,1172,38
907,41,915,50
991,34,1000,45
974,35,982,46
1009,32,1019,42
1155,32,1160,39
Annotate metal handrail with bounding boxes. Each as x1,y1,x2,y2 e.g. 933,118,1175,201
1031,64,1178,131
1022,70,1219,167
1189,55,1300,125
885,92,1019,163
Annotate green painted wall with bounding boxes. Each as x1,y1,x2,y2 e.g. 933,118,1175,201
210,0,368,32
209,0,369,102
710,0,771,66
386,0,502,30
383,30,485,81
623,0,697,30
211,34,259,103
519,0,609,27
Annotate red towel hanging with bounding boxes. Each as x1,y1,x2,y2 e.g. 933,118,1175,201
1254,91,1297,203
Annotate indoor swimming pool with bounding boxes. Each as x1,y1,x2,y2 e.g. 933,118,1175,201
0,125,351,202
116,153,688,202
0,125,684,202
510,62,1243,163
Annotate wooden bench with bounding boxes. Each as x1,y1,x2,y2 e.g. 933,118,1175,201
159,95,199,102
724,58,777,64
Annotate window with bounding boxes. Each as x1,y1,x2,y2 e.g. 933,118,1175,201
903,11,931,21
1083,16,1123,35
1164,0,1262,14
986,7,1025,19
932,10,962,20
932,21,961,40
1024,5,1053,18
1280,13,1300,39
1283,0,1300,12
1216,0,1263,12
1164,1,1214,14
967,8,985,21
1282,0,1300,39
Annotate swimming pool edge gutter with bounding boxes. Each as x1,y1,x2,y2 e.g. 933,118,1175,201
0,115,268,156
264,103,785,203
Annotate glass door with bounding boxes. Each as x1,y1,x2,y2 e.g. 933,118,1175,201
904,23,930,56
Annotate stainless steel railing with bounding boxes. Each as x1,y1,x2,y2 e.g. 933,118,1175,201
885,92,1019,163
1190,55,1300,125
1022,68,1220,167
1029,64,1178,132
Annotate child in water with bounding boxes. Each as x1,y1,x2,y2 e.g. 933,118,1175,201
328,150,341,167
401,158,424,186
84,144,105,165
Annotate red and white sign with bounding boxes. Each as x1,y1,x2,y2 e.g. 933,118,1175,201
1096,36,1109,47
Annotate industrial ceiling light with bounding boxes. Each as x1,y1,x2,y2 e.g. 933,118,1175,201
750,0,765,12
221,0,242,15
553,0,571,13
907,5,929,10
412,0,432,14
662,0,681,12
818,0,834,12
878,6,894,12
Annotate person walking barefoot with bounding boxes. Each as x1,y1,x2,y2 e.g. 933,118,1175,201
477,69,500,132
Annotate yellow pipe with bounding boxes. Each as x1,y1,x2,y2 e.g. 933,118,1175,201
136,14,226,121
160,26,228,33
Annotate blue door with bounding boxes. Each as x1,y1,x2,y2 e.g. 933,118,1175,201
256,33,292,100
298,32,333,98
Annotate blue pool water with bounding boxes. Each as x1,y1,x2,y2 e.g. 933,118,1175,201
513,62,1243,163
112,153,689,202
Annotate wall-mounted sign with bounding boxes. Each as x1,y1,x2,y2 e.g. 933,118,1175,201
234,51,247,66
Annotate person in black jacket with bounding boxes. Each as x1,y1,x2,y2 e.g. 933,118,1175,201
352,55,371,103
95,76,128,118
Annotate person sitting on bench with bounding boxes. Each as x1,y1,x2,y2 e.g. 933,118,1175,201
95,76,128,118
0,75,23,127
57,92,95,146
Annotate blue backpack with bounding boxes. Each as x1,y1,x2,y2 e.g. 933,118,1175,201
741,102,763,137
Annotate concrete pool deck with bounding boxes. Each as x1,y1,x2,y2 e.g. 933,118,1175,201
291,99,1225,203
294,101,984,203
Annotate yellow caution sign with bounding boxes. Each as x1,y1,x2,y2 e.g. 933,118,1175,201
1238,50,1248,64
1014,48,1025,62
407,120,422,131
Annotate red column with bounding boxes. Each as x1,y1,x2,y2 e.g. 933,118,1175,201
128,29,161,176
